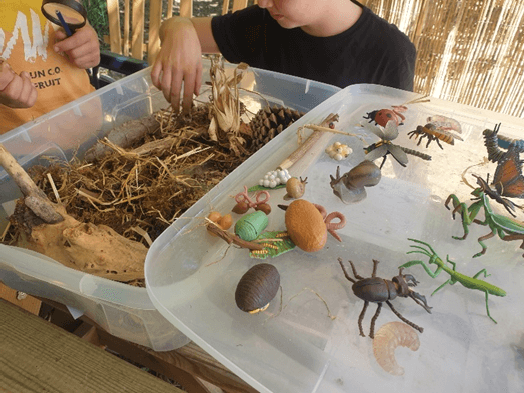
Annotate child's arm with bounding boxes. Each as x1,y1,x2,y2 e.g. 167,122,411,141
151,17,218,114
53,23,101,70
0,61,38,109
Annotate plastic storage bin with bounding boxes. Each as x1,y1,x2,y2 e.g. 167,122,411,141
0,59,340,351
145,84,524,389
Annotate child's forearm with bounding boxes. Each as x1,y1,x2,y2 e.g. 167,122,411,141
159,16,218,54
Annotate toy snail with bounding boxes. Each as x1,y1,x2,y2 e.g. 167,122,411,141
283,177,308,200
235,263,280,313
329,159,381,204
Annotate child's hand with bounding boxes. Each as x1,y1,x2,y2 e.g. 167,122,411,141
54,24,100,69
0,61,38,108
151,17,203,114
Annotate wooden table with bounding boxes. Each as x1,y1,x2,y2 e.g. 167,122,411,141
0,299,184,393
0,287,258,393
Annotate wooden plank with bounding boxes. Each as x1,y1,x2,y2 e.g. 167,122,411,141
167,0,174,18
232,0,249,12
148,0,163,64
0,299,184,393
131,0,146,60
222,0,230,14
96,328,258,393
0,282,41,315
180,0,193,18
124,0,131,56
106,0,122,54
38,298,258,393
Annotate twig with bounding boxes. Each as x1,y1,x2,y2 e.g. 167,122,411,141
299,124,358,137
401,94,430,106
205,218,264,250
46,173,61,203
1,221,11,242
0,143,63,224
129,226,153,247
278,113,340,170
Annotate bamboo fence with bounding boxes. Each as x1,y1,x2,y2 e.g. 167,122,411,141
361,0,524,118
105,0,523,118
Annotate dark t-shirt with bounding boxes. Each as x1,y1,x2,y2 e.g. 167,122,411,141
211,5,416,91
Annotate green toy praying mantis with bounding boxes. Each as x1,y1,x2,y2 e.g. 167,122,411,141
400,239,507,324
445,175,524,258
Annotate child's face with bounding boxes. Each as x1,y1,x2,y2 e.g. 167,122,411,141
258,0,322,30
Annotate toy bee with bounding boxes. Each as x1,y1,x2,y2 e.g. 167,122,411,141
408,115,463,149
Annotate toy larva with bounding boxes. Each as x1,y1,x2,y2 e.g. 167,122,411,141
373,322,420,376
483,123,524,163
235,263,280,313
279,199,345,252
325,142,352,161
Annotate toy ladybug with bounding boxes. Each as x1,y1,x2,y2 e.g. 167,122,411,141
363,106,406,127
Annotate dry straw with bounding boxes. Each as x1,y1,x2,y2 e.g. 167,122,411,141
362,0,524,117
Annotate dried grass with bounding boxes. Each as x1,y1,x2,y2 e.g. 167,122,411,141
3,105,248,248
2,59,254,269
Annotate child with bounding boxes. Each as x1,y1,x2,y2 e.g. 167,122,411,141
0,0,100,134
151,0,416,114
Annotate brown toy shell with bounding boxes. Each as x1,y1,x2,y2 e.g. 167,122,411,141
235,263,280,313
284,199,327,252
347,160,381,189
283,177,307,200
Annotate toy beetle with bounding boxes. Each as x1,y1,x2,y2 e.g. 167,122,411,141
338,258,432,338
363,96,430,128
364,107,406,127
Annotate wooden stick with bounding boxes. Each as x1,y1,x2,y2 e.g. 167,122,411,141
206,220,264,250
299,124,358,137
0,144,63,224
277,113,339,170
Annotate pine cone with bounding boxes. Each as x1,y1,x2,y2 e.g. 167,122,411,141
249,105,305,152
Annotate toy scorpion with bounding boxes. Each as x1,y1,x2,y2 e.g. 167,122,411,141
338,258,432,338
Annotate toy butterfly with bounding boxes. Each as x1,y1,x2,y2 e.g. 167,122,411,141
479,143,524,217
493,143,524,199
